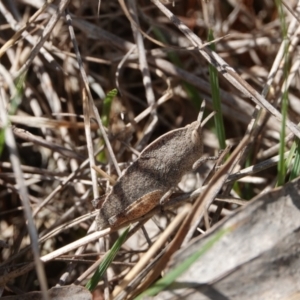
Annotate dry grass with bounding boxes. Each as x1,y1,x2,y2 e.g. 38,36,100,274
0,0,300,299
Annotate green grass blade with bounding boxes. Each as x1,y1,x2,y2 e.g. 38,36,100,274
277,87,288,186
208,29,226,150
135,226,231,299
0,129,5,157
97,88,117,163
275,0,289,186
85,226,130,291
0,73,26,157
101,88,117,127
289,139,300,181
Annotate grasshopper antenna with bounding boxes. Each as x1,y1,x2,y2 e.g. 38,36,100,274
197,100,216,127
197,100,206,123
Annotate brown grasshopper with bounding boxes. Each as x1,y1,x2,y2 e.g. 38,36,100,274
96,101,214,230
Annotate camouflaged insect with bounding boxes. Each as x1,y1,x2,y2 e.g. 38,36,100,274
96,101,212,230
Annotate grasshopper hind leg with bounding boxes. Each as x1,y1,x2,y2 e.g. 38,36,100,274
107,190,163,228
